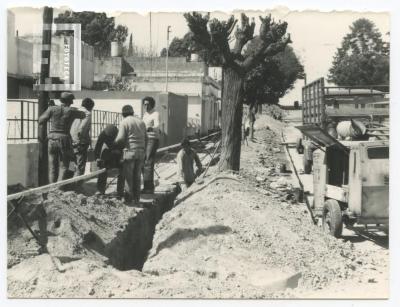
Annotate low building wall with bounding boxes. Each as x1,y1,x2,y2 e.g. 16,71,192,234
8,142,39,188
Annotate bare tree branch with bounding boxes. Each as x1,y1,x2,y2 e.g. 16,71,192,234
233,13,256,55
239,15,291,71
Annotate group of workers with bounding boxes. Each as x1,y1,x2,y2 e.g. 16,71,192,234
38,92,203,206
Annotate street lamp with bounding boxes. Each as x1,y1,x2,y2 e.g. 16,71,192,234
166,25,171,92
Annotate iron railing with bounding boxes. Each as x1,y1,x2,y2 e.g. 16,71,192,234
7,99,123,142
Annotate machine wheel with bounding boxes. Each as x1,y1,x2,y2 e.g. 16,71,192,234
322,199,343,238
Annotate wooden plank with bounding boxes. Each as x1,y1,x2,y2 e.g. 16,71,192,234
325,108,389,118
7,169,106,201
156,131,221,154
325,97,389,105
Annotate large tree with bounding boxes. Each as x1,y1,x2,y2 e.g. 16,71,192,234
54,11,128,57
328,18,389,86
184,12,291,171
243,42,304,138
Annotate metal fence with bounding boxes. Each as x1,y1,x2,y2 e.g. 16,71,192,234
7,99,123,142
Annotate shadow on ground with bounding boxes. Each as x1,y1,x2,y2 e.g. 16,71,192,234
150,225,231,258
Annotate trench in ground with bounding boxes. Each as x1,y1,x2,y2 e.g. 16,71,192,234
82,186,180,271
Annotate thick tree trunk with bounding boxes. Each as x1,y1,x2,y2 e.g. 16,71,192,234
218,67,244,171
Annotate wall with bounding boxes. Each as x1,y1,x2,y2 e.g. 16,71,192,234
187,96,202,136
8,143,39,188
125,57,205,78
94,57,122,83
7,11,17,75
156,93,188,147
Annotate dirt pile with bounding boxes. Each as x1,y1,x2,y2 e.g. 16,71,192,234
7,114,388,298
8,185,178,271
142,174,364,298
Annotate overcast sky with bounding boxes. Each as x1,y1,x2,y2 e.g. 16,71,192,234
9,7,390,104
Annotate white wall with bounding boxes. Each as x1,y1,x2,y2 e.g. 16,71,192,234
8,143,39,187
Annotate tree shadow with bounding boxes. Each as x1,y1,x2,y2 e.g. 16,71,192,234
150,225,231,258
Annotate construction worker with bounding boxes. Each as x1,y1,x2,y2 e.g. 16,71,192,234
142,96,160,194
38,92,85,183
94,124,124,197
70,98,95,176
115,105,147,205
177,137,203,189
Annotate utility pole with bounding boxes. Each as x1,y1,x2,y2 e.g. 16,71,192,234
149,12,152,77
165,25,171,92
38,6,53,186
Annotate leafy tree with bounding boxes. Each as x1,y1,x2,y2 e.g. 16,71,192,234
184,12,291,171
242,43,304,138
160,32,194,57
127,33,134,56
54,11,128,57
328,18,389,86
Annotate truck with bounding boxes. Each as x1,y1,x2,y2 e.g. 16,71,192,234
296,78,389,237
299,78,389,173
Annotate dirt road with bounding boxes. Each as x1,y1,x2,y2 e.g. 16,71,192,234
7,114,388,298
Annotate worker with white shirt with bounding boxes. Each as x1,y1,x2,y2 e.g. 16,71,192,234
142,96,161,193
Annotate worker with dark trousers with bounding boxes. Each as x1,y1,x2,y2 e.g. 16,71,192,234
177,137,203,190
142,96,160,194
115,105,147,205
70,97,95,177
38,92,85,183
94,124,124,197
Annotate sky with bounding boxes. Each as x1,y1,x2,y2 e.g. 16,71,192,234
9,7,390,105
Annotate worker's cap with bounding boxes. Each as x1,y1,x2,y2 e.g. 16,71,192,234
181,137,190,147
122,105,134,115
60,92,75,102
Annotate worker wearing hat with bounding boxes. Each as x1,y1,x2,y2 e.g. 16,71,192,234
114,105,147,205
38,92,85,183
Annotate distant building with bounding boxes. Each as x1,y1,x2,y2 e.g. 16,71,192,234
122,56,221,136
7,10,34,98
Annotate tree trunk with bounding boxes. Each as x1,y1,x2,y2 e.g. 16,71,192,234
218,67,244,171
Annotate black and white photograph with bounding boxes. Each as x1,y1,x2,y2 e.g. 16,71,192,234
2,0,399,303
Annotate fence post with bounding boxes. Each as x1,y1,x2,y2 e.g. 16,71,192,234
20,100,24,140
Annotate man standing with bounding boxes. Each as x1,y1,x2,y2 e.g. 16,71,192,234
38,92,85,183
70,98,95,176
115,105,147,205
94,124,124,196
142,96,160,194
177,138,203,189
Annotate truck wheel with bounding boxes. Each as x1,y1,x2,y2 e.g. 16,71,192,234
322,199,343,238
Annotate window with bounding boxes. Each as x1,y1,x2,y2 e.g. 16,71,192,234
367,147,389,159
